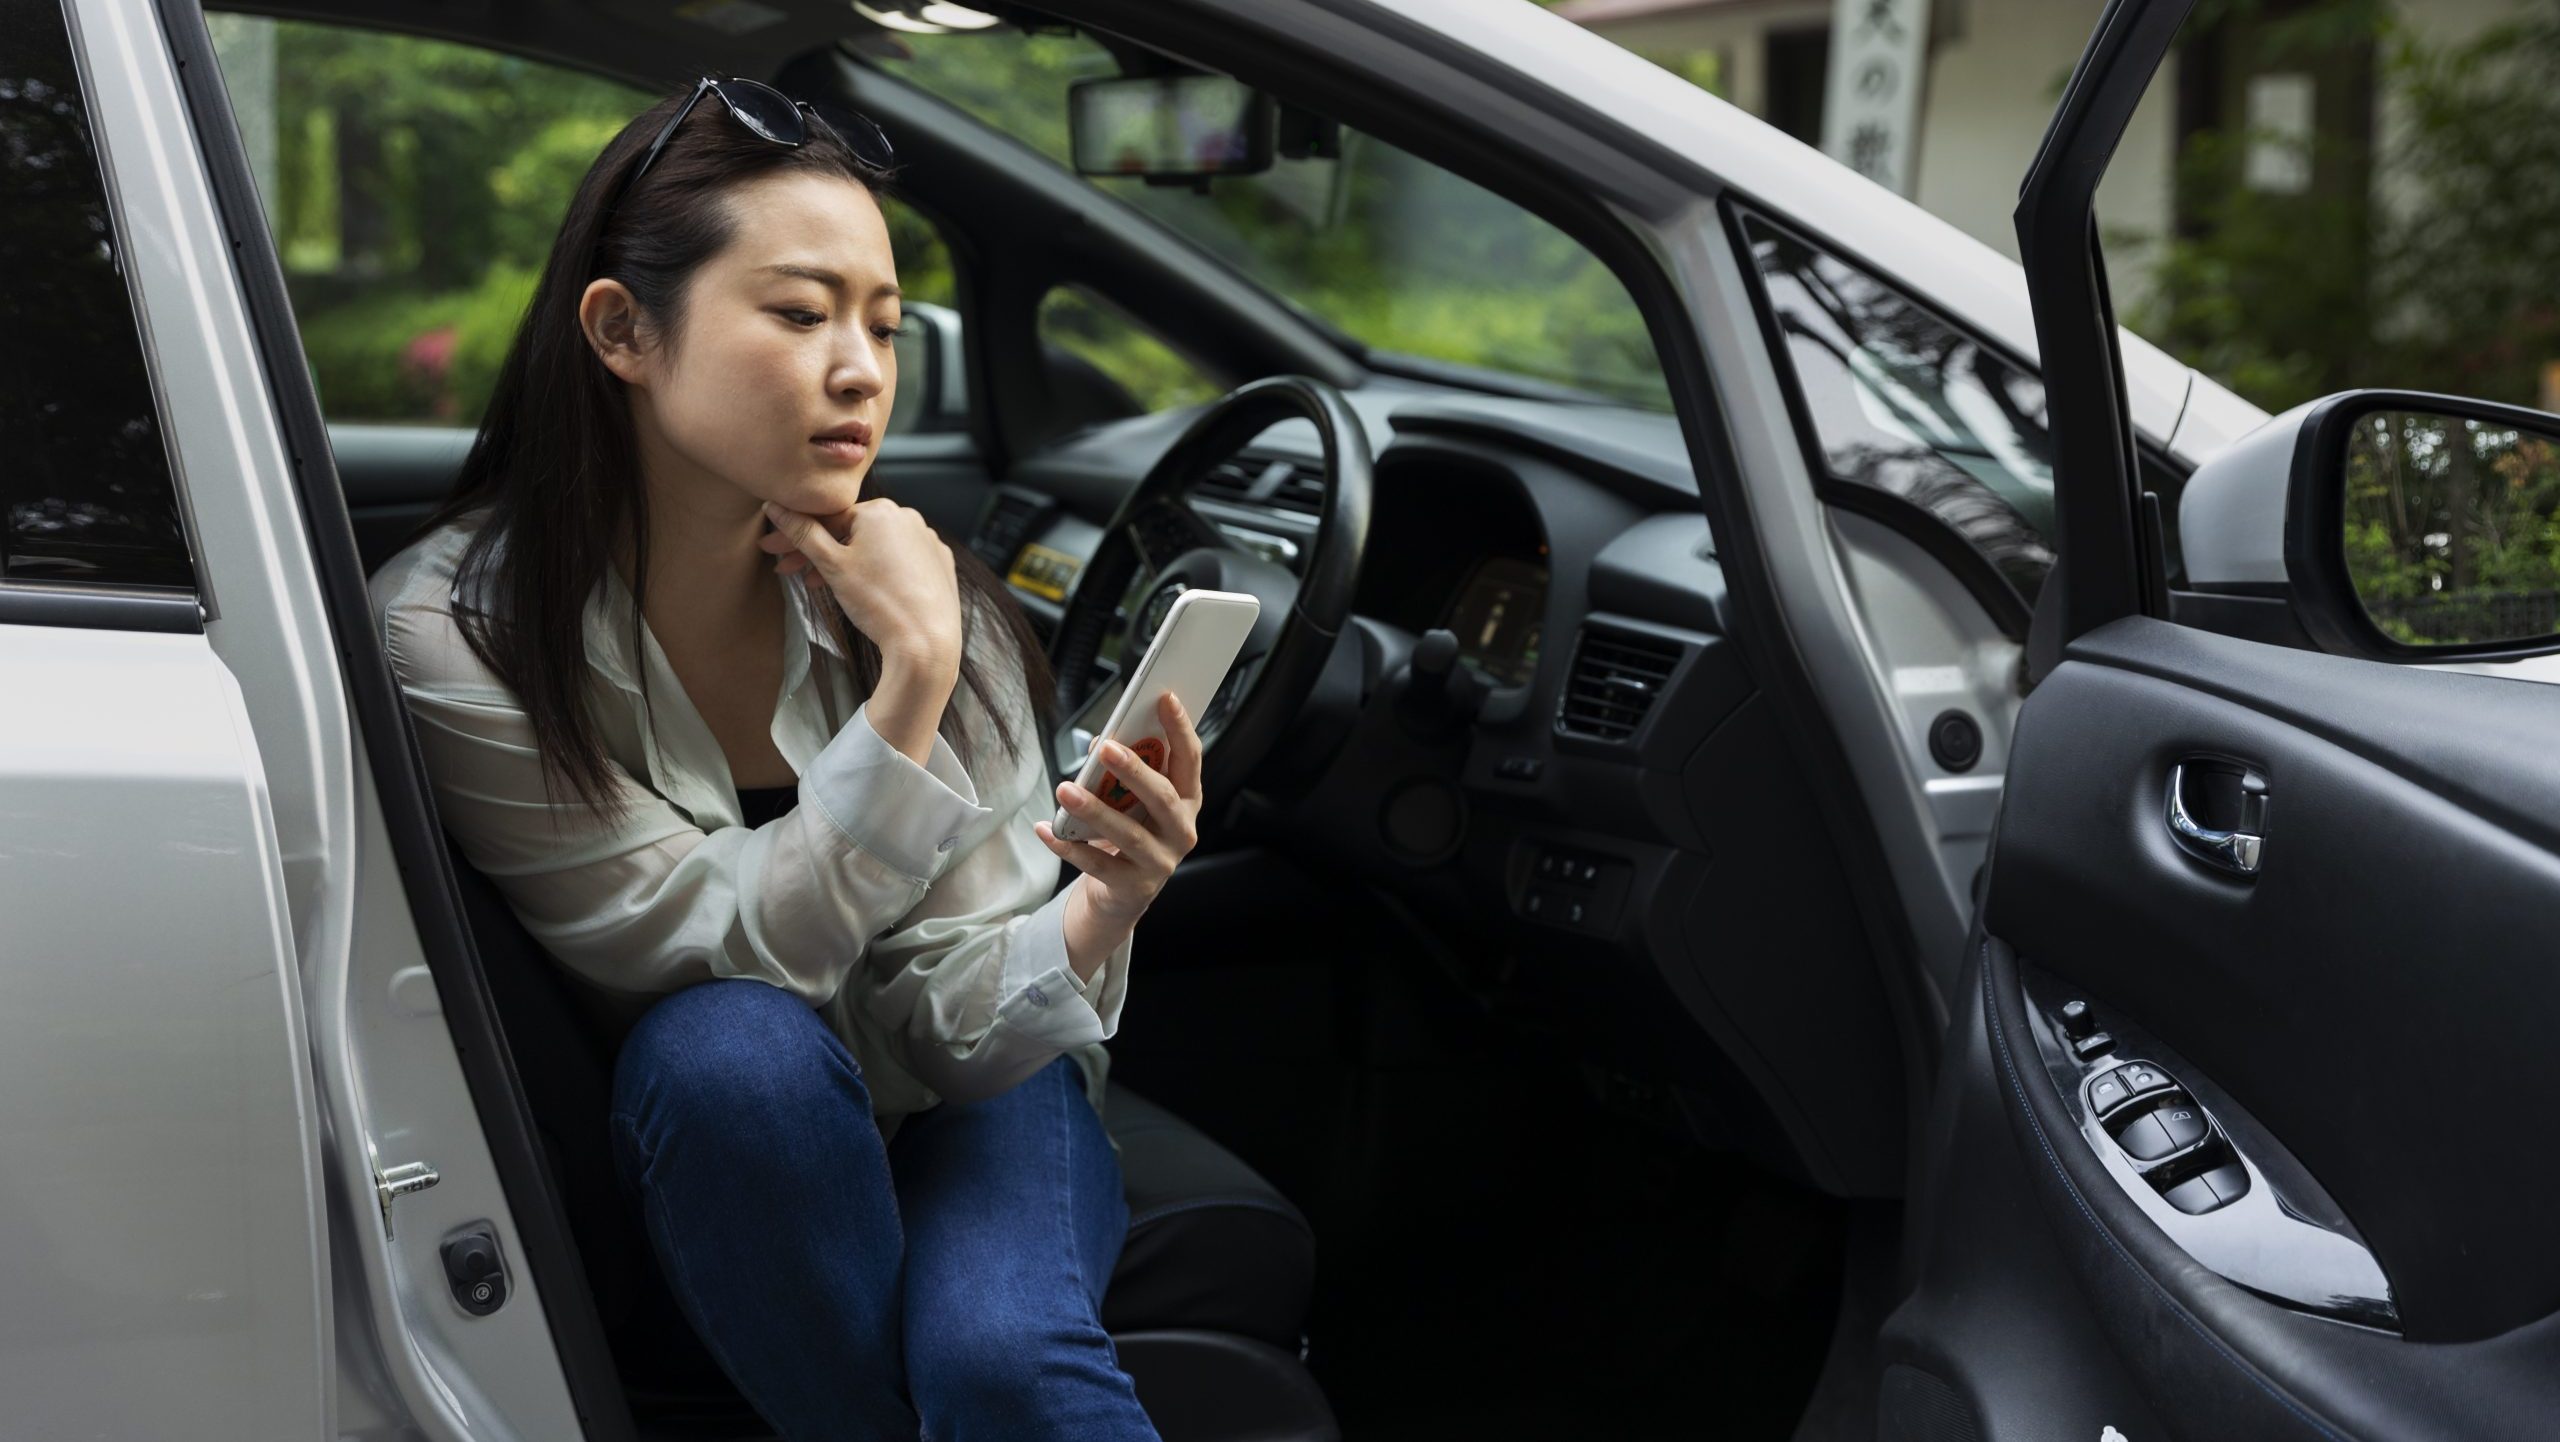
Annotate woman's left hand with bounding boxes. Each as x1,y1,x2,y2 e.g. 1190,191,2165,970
1034,690,1202,926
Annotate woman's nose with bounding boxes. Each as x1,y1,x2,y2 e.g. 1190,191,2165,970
829,338,886,400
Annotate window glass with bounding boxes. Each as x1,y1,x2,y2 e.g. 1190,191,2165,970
1037,285,1221,414
0,0,194,588
207,17,961,428
1745,215,2057,606
871,27,1671,411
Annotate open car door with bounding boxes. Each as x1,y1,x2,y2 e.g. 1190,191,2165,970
1882,1,2560,1437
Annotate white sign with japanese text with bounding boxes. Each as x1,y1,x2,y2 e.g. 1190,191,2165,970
1820,0,1934,196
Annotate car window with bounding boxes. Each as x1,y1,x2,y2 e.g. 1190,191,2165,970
1,0,194,590
1037,284,1222,414
867,27,1671,411
1741,214,2058,609
204,16,964,429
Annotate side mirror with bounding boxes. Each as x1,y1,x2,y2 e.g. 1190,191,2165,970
885,300,967,438
2181,389,2560,662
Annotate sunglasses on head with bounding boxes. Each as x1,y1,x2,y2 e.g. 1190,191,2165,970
602,75,896,224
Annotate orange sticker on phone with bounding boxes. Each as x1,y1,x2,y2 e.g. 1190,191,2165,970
1094,736,1168,814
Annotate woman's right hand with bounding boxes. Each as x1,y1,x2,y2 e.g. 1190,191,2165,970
760,498,964,669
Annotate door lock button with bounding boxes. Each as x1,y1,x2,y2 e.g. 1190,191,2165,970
2088,1070,2132,1115
2090,1060,2177,1119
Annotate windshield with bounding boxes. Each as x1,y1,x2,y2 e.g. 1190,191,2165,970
863,25,1671,411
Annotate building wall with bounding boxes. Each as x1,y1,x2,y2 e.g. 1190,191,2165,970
1569,0,2176,308
1912,0,2175,309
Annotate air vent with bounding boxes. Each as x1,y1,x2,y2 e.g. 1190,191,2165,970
1193,456,1323,517
1265,464,1325,517
1196,460,1262,504
971,489,1053,570
1554,626,1682,742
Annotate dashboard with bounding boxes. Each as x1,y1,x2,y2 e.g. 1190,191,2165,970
968,388,1907,1201
1443,555,1545,688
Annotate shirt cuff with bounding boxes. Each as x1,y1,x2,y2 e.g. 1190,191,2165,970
802,698,996,883
994,883,1129,1050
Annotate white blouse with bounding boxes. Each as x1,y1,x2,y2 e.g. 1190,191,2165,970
367,508,1132,1144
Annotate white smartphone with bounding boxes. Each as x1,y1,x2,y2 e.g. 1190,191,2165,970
1052,588,1260,843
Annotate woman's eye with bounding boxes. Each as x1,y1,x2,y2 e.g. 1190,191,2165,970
782,308,826,327
875,322,909,342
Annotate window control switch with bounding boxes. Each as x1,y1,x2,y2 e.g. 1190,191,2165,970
2114,1112,2178,1162
2154,1101,2210,1153
2162,1174,2224,1215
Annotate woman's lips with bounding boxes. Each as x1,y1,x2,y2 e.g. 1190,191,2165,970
812,437,870,463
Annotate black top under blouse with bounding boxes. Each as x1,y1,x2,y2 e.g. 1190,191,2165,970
735,781,800,829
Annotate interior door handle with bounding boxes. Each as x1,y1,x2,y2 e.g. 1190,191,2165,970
2166,761,2267,877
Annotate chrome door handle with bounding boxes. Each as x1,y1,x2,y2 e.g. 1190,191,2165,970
2167,761,2266,877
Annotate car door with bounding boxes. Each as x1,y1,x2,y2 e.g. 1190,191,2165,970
0,0,330,1434
1883,1,2560,1437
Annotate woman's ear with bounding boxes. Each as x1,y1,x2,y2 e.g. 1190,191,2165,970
579,278,649,386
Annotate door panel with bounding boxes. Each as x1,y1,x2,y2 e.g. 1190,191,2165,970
1889,617,2560,1440
332,424,476,574
0,624,329,1438
1989,616,2560,1343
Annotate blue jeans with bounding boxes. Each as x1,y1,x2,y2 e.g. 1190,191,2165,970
607,978,1159,1442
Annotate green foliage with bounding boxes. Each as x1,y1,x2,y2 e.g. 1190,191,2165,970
2131,0,2560,413
1040,287,1224,412
886,24,1673,410
295,262,538,422
218,20,964,426
2344,412,2560,644
227,11,1692,423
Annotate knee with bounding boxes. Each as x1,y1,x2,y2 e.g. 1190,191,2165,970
612,979,870,1140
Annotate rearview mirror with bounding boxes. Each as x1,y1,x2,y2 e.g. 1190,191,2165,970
1066,73,1273,181
2181,389,2560,662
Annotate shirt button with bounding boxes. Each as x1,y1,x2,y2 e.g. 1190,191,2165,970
935,835,958,852
1026,985,1050,1008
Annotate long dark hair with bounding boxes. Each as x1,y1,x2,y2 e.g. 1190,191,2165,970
402,83,1055,826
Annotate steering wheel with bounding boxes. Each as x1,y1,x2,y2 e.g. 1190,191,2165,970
1047,374,1373,812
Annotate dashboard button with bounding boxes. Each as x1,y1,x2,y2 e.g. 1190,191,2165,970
2114,1113,2177,1162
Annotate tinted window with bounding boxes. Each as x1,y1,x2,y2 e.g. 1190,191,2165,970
1745,216,2055,607
1037,283,1221,415
0,0,193,588
208,17,967,431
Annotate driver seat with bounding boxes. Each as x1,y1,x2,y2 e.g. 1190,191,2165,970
443,833,1336,1441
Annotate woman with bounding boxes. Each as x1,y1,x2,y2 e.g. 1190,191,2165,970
366,77,1194,1441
